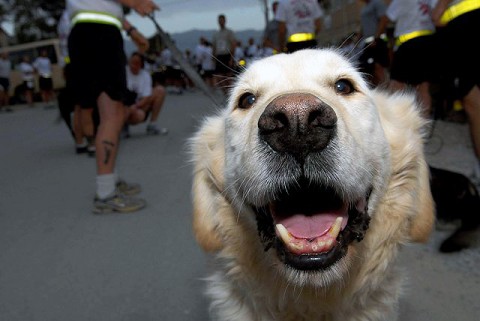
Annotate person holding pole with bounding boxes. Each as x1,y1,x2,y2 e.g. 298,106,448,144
66,0,158,214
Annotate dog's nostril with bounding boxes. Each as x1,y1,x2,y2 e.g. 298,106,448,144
259,112,288,133
274,113,289,128
309,109,336,129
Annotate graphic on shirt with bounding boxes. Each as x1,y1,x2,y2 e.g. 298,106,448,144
418,0,431,15
292,1,313,19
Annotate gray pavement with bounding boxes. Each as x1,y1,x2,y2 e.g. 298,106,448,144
0,92,478,321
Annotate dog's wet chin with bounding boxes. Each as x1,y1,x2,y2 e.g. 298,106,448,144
254,181,371,271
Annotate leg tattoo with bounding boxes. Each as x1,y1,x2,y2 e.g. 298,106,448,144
102,140,115,164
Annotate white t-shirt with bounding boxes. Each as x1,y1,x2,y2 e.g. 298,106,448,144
360,0,387,38
0,58,11,78
33,57,52,77
19,62,34,81
66,0,123,20
234,46,245,64
126,67,152,100
275,0,324,38
160,48,173,67
386,0,436,37
199,46,215,72
194,43,205,66
246,44,259,58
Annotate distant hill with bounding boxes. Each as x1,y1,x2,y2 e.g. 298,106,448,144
125,28,264,55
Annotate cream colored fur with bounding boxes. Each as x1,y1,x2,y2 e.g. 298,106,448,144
189,49,434,321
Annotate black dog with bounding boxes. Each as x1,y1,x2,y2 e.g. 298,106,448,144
429,166,480,252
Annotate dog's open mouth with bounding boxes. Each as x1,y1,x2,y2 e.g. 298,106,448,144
254,180,371,271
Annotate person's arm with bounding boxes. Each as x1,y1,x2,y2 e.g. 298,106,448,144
278,21,286,52
314,17,322,37
123,19,149,53
118,0,158,16
375,15,390,39
432,0,452,26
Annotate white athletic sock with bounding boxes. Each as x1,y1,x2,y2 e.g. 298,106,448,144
96,173,116,199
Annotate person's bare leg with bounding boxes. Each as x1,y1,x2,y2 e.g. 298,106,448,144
126,106,146,125
80,107,95,153
373,63,388,88
0,90,5,109
417,82,432,118
73,105,86,148
93,93,145,212
25,89,33,106
41,90,47,103
148,85,166,122
463,86,480,159
44,89,54,103
388,79,405,92
73,106,82,139
95,92,124,175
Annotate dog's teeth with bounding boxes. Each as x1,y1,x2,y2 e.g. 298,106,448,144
290,242,304,251
326,239,333,248
276,224,305,252
312,240,326,252
327,217,343,239
275,224,292,243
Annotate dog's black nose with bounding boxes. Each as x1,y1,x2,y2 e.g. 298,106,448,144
258,93,337,161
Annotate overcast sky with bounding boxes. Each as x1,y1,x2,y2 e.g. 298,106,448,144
126,0,270,36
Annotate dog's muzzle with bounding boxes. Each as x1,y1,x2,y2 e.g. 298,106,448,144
254,93,371,271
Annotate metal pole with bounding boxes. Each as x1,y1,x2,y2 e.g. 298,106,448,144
148,14,220,106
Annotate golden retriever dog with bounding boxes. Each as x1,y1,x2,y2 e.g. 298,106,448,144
190,48,434,321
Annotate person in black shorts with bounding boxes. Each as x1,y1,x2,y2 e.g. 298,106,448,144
67,0,158,214
432,0,480,186
0,51,11,111
33,49,55,104
211,14,236,95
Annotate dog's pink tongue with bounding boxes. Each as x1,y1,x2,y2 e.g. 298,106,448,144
278,213,348,239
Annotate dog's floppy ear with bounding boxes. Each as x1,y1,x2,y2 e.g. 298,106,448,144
376,92,435,243
190,116,226,252
409,158,435,242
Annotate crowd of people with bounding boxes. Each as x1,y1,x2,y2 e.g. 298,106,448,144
0,50,55,109
349,0,480,187
1,0,479,212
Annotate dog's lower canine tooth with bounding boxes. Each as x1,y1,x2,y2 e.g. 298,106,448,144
328,217,343,239
275,224,292,243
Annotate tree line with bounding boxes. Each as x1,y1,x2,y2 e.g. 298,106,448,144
0,0,64,44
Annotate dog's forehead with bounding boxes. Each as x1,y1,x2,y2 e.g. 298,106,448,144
241,49,359,86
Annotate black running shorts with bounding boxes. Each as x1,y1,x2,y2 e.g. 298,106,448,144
67,23,127,109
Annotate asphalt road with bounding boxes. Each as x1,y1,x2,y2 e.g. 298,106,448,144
0,91,478,321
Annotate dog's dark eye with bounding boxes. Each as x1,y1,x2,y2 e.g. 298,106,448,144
238,93,256,109
335,79,354,95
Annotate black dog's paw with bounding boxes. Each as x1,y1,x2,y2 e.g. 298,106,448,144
439,230,476,253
